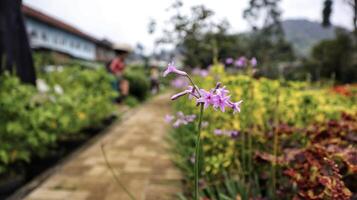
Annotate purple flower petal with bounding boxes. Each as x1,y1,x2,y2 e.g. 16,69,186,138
231,100,243,114
214,129,223,135
163,62,187,77
225,57,234,65
171,90,189,100
165,114,175,123
250,57,257,67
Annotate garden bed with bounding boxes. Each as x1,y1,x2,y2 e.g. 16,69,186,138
166,64,357,199
2,115,117,200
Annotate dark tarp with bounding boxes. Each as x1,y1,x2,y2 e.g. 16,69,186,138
0,0,36,85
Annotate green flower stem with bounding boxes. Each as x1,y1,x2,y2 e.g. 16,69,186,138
194,103,204,200
271,128,278,200
247,78,255,188
241,131,246,177
101,145,136,200
186,75,201,97
271,89,280,200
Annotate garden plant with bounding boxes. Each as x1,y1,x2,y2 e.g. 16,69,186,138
0,66,117,184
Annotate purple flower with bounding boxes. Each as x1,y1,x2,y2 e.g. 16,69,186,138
250,57,257,67
165,114,175,123
230,130,239,138
230,100,243,114
199,70,208,77
197,89,215,109
163,62,187,77
171,90,189,100
214,129,223,135
235,57,246,67
172,120,182,128
164,62,243,114
216,86,229,97
225,57,234,65
214,129,240,139
187,86,199,99
168,111,196,128
185,114,196,122
171,86,199,101
213,95,230,112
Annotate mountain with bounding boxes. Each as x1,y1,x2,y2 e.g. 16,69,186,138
282,19,337,56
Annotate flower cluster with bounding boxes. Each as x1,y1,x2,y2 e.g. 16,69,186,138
164,63,243,114
214,129,239,138
225,56,257,68
165,112,196,128
172,84,243,113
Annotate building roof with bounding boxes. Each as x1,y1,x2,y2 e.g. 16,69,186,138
22,4,99,44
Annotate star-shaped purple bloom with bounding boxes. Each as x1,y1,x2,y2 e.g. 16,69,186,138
216,86,230,97
213,95,230,112
197,89,215,109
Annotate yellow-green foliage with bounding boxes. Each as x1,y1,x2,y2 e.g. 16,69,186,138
172,66,356,176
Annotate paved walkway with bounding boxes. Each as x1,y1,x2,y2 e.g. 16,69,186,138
24,93,182,200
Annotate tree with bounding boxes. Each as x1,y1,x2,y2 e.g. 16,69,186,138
243,0,295,78
154,0,235,67
310,30,356,83
243,0,284,40
322,0,356,32
322,0,333,27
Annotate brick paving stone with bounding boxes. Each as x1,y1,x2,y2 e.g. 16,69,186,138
24,93,182,200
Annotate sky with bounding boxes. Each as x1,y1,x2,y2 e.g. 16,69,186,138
23,0,353,54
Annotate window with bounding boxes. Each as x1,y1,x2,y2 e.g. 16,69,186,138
41,32,47,41
30,30,38,38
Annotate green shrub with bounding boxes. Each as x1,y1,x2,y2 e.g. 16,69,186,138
123,96,140,108
0,66,117,174
124,66,150,101
0,73,56,174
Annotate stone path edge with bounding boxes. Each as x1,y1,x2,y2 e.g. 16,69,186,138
7,106,139,200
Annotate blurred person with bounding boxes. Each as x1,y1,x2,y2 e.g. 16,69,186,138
108,46,131,102
150,65,160,94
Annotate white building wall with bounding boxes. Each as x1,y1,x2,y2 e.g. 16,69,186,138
25,18,96,61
